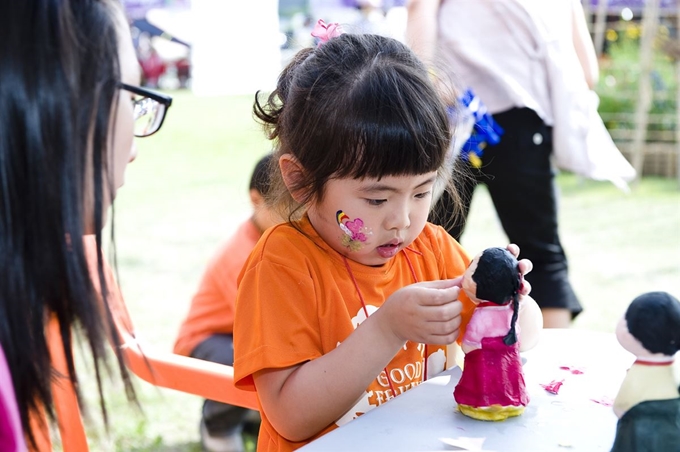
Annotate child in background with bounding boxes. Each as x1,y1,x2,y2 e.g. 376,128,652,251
174,153,282,452
233,26,540,451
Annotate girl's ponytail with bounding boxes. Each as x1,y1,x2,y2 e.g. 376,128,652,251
253,47,314,139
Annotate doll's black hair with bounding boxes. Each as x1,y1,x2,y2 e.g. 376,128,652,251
625,291,680,356
472,247,521,346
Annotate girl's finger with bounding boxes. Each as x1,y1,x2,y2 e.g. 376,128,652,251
518,258,533,275
416,277,463,290
520,278,532,296
506,243,520,257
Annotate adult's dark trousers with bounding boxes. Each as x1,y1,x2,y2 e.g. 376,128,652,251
432,107,582,316
190,334,254,436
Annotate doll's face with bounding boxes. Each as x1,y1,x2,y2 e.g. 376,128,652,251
615,316,653,358
462,253,481,304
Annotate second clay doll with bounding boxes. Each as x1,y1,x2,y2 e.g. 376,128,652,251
611,291,680,452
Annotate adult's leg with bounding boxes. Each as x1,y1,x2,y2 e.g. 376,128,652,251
480,108,582,327
191,334,252,448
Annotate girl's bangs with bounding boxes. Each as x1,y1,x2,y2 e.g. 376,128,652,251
329,86,449,180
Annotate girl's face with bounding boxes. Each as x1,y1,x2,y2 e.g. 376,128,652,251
307,171,438,266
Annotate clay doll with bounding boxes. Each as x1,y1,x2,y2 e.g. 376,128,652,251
453,247,529,421
611,291,680,452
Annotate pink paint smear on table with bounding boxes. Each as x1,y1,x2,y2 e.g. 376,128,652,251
540,379,565,394
590,396,614,407
559,365,585,375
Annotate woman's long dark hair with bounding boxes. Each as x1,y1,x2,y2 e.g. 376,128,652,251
0,0,134,444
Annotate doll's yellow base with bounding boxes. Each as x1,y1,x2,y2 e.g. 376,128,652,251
457,404,525,421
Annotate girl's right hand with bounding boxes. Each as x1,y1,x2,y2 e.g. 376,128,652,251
379,278,464,346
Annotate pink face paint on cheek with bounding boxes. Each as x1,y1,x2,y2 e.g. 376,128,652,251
336,209,372,251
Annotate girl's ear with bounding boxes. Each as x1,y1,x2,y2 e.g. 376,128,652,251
279,153,307,203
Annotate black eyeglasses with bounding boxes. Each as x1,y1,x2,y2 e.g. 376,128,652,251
119,83,173,137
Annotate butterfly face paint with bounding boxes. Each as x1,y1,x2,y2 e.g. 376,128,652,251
336,210,371,251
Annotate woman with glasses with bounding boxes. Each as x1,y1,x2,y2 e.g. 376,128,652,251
0,0,171,448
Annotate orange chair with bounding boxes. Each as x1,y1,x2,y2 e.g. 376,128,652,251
29,239,258,451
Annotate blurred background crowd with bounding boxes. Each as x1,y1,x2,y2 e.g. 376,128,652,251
125,0,678,179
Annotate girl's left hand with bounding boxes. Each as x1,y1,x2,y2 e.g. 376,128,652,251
506,243,532,297
506,243,543,351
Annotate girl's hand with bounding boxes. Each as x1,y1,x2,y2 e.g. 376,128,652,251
378,278,464,346
506,243,543,350
253,279,464,442
506,243,532,296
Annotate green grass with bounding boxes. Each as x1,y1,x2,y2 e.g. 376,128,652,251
462,174,680,332
69,91,679,451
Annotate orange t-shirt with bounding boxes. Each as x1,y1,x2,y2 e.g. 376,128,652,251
233,216,475,452
173,219,261,357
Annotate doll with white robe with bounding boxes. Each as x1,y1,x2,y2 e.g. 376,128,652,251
611,291,680,452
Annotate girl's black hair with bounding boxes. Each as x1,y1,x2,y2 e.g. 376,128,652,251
625,291,680,356
472,247,521,346
0,0,135,445
254,33,463,221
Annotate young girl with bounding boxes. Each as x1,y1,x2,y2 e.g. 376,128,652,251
233,26,537,451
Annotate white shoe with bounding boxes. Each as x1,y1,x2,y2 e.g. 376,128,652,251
200,420,245,452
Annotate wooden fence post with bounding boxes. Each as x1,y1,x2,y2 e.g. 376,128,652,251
630,0,661,184
593,0,609,57
676,9,680,188
583,0,593,33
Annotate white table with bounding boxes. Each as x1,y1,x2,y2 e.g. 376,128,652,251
299,329,641,452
